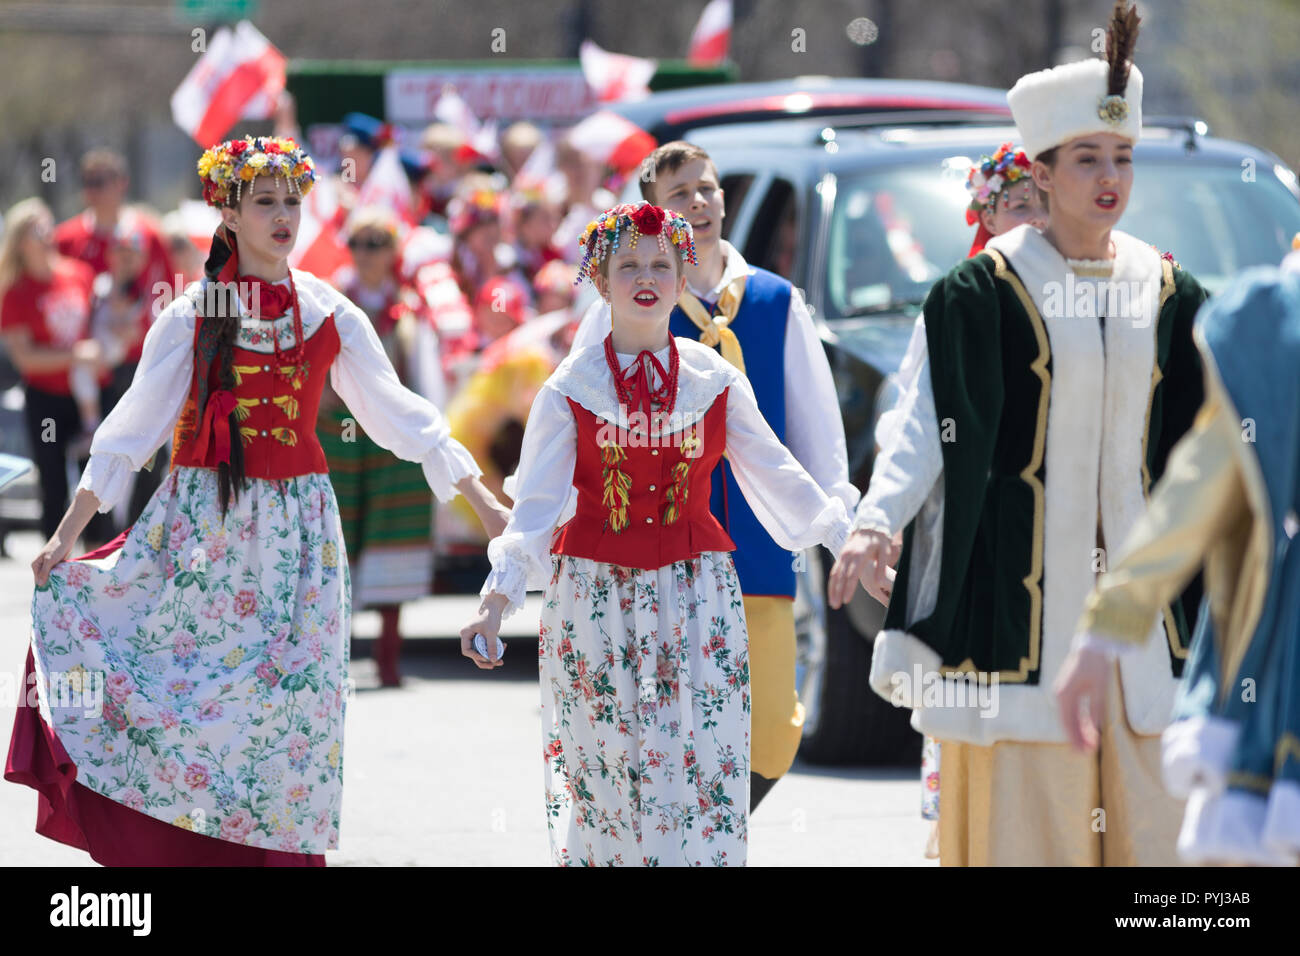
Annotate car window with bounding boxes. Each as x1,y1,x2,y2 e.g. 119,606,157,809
718,173,754,239
822,157,1300,319
744,177,800,280
1118,165,1300,293
825,167,966,318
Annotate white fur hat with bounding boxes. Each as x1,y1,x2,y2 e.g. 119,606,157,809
1007,58,1143,161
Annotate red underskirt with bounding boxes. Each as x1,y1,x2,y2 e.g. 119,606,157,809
5,647,325,867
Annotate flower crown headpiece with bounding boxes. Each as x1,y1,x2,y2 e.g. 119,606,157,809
575,201,698,286
964,143,1033,225
197,135,316,208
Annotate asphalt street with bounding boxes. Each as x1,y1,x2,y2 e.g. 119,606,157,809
0,530,933,866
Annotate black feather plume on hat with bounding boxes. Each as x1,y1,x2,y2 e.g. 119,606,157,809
1105,0,1141,96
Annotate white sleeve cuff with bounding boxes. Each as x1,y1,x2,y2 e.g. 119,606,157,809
810,498,851,559
76,453,136,514
1075,629,1145,658
852,502,894,537
421,436,482,502
481,537,539,620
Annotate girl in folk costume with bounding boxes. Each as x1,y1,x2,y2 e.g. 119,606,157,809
964,143,1043,257
872,144,1045,857
829,1,1210,866
316,207,451,687
570,142,860,812
460,202,851,867
6,136,508,866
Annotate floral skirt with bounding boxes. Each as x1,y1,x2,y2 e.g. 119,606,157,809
540,551,750,867
25,466,351,855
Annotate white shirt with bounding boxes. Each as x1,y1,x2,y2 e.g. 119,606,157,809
482,337,852,617
569,239,860,514
76,269,480,514
853,314,943,536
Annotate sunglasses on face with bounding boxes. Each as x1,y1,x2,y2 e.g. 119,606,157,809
348,236,393,251
82,175,119,190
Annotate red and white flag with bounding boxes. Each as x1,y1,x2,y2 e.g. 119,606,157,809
566,110,657,176
170,20,287,147
579,39,657,103
434,86,500,165
687,0,732,66
289,175,350,279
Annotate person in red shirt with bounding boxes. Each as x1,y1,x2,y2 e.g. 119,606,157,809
0,198,104,541
54,149,177,303
79,218,166,524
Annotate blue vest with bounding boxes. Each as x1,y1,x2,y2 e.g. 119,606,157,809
670,267,794,597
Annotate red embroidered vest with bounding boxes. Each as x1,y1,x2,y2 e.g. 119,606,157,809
551,390,736,570
171,314,341,478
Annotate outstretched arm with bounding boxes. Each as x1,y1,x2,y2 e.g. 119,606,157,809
330,299,508,534
723,375,851,557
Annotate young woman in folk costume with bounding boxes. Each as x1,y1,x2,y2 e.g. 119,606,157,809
7,136,508,866
316,206,451,687
460,201,851,866
869,144,1045,857
829,1,1210,865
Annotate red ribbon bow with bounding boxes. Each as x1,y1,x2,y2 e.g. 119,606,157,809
195,389,238,466
620,350,670,419
241,276,293,319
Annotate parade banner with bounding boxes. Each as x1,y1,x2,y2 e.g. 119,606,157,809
385,68,598,124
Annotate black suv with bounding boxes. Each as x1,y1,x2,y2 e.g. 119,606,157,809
640,115,1300,765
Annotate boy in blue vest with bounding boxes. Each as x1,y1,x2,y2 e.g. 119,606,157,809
571,141,859,808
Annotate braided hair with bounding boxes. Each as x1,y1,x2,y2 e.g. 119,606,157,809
195,221,248,516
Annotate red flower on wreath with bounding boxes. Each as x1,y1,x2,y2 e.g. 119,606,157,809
1014,152,1032,169
631,204,666,236
229,140,248,154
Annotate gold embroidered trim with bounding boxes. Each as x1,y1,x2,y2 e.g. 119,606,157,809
234,397,259,422
662,427,700,525
273,395,300,420
599,441,629,533
941,249,1046,683
231,364,263,386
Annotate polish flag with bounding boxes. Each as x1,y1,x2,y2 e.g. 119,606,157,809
289,175,350,279
687,0,732,66
170,20,287,147
566,110,657,176
579,40,657,103
434,87,500,165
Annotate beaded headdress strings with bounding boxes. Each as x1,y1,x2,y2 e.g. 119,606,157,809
575,201,698,287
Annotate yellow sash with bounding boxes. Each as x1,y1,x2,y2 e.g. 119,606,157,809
677,273,748,373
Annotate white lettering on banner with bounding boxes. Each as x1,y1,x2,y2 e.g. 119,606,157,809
385,70,599,123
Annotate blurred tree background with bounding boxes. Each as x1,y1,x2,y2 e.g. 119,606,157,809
1,0,1295,215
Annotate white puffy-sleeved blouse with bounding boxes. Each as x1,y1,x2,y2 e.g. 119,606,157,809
481,336,852,617
75,269,481,513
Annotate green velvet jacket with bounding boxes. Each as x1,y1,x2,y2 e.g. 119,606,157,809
882,245,1208,686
